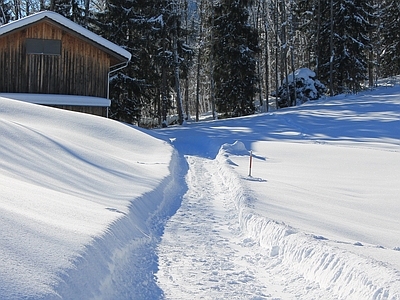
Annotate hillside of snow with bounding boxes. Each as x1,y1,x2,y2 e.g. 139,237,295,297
1,84,400,299
0,97,184,299
152,87,400,299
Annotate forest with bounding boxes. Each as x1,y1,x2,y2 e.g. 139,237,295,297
1,0,399,127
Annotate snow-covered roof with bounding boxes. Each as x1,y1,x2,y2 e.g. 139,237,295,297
0,11,131,63
0,93,111,107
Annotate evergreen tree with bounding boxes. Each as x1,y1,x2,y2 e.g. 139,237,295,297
212,0,259,117
96,0,192,126
48,0,88,25
380,0,400,78
274,68,326,108
294,0,320,71
317,0,373,94
50,0,72,17
0,0,12,25
94,0,146,124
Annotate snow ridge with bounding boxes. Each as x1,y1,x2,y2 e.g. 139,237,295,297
217,141,400,299
52,150,187,299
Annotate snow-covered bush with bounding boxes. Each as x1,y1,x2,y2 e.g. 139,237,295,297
274,68,326,108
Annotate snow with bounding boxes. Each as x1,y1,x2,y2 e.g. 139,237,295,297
1,84,400,299
277,67,326,107
0,97,177,299
0,11,131,63
283,67,316,84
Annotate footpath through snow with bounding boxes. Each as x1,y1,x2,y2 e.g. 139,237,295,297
157,155,272,299
2,83,400,299
156,142,400,299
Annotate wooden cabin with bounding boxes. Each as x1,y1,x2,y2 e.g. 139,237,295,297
0,11,131,116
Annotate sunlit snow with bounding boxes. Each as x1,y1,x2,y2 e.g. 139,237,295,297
1,84,400,299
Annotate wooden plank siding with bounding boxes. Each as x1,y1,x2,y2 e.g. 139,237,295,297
52,105,107,116
0,20,111,98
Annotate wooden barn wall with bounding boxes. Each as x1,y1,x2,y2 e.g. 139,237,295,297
0,21,110,98
51,105,107,117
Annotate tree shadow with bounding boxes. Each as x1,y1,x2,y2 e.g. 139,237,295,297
141,92,400,158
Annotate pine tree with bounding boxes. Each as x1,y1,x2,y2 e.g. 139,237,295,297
0,0,12,25
133,0,192,126
317,0,373,94
94,0,146,124
50,0,72,17
96,0,192,126
380,1,400,78
294,0,320,71
212,0,259,117
47,0,89,26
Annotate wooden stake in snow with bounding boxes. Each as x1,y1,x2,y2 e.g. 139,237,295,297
248,150,253,177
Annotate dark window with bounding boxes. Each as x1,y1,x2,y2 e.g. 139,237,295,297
26,38,61,55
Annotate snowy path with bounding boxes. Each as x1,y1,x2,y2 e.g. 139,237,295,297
156,155,332,299
3,87,400,299
156,155,271,299
156,144,400,299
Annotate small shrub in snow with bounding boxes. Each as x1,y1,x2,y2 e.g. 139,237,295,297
273,68,327,108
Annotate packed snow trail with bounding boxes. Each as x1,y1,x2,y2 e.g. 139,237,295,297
156,142,400,299
156,155,336,299
3,85,400,299
156,155,270,299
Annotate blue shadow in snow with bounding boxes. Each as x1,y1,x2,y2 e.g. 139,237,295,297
140,93,400,159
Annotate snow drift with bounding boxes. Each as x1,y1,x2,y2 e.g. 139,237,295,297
216,141,400,299
2,83,400,299
0,96,184,299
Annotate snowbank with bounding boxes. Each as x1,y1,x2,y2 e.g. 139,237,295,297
2,83,400,298
0,97,182,298
217,141,400,299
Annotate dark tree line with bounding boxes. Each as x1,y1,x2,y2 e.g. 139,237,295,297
94,0,193,126
212,0,259,117
2,0,400,126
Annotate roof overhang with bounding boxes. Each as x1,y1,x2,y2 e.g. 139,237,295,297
0,93,111,107
0,11,131,65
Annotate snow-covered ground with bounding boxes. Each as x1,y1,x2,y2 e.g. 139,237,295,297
1,84,400,299
0,98,184,299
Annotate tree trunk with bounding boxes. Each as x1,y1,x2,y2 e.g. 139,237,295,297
84,0,90,25
329,0,334,96
280,0,290,107
289,1,296,106
264,0,269,112
274,0,279,109
315,0,321,77
173,6,184,125
196,0,203,122
210,0,216,119
161,33,168,127
196,48,201,122
184,0,189,120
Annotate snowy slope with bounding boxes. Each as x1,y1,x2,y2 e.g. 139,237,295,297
153,86,400,299
1,84,400,299
0,97,184,299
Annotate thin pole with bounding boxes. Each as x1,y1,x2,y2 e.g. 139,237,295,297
248,150,253,177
